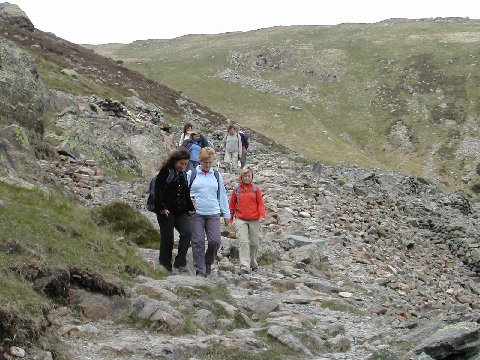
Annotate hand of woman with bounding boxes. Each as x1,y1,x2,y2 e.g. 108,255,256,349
160,209,170,216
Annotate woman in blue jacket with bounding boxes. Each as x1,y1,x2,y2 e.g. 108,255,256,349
181,130,203,172
187,147,230,277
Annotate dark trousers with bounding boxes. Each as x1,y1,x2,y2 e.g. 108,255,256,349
156,212,192,271
190,213,221,275
240,150,247,168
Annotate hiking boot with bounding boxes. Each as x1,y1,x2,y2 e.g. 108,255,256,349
196,271,207,278
206,264,212,275
239,266,250,275
173,266,189,275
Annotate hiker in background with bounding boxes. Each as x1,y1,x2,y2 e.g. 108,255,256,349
154,148,195,273
235,124,249,168
187,147,230,277
181,130,202,172
222,123,242,171
228,166,265,274
178,123,193,147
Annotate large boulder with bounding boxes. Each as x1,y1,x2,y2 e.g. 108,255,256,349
0,37,48,134
0,2,34,31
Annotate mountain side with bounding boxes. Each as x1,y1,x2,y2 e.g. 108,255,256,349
1,4,480,360
87,20,480,199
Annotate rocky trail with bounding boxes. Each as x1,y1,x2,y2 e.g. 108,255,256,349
40,142,480,360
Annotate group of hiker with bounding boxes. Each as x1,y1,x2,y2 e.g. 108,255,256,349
152,122,265,276
179,122,249,172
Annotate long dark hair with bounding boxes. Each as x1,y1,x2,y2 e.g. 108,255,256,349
161,148,190,170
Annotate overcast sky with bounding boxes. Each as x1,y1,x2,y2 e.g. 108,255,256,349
10,0,480,44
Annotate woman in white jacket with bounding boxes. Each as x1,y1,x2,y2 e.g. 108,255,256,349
187,147,230,277
222,124,242,171
178,123,193,147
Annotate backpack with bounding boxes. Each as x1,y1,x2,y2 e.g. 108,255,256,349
146,168,185,212
239,132,249,149
188,168,221,201
233,183,258,204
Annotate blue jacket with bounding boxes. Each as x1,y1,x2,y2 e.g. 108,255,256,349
187,166,230,219
181,139,202,162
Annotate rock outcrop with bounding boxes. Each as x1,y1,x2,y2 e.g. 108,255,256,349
0,37,48,134
0,2,34,31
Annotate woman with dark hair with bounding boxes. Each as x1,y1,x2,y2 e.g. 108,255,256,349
178,123,193,147
154,148,196,273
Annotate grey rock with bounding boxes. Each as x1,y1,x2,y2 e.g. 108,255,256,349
0,2,34,30
193,309,216,329
267,325,313,356
236,294,281,314
0,38,47,133
413,321,480,359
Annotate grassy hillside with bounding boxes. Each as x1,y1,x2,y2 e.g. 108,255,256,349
0,182,165,344
87,19,480,197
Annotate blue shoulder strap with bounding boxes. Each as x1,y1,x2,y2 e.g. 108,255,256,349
213,169,220,201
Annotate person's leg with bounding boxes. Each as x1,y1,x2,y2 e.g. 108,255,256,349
204,215,221,270
190,213,207,275
240,150,247,168
224,151,232,170
249,220,261,270
173,212,192,268
232,151,239,169
156,213,175,272
235,219,250,269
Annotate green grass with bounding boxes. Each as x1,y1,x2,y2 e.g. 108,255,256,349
0,185,155,274
184,340,298,360
32,53,127,101
320,300,366,315
0,181,165,341
91,201,160,249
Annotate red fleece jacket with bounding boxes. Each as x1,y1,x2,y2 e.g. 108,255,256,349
229,182,266,222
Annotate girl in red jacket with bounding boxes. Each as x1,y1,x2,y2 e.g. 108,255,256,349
228,166,266,274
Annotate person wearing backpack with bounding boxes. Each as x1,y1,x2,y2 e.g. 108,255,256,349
236,125,249,168
181,130,203,172
222,124,242,172
179,123,212,149
153,148,195,273
199,132,214,148
228,166,265,274
187,147,230,277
